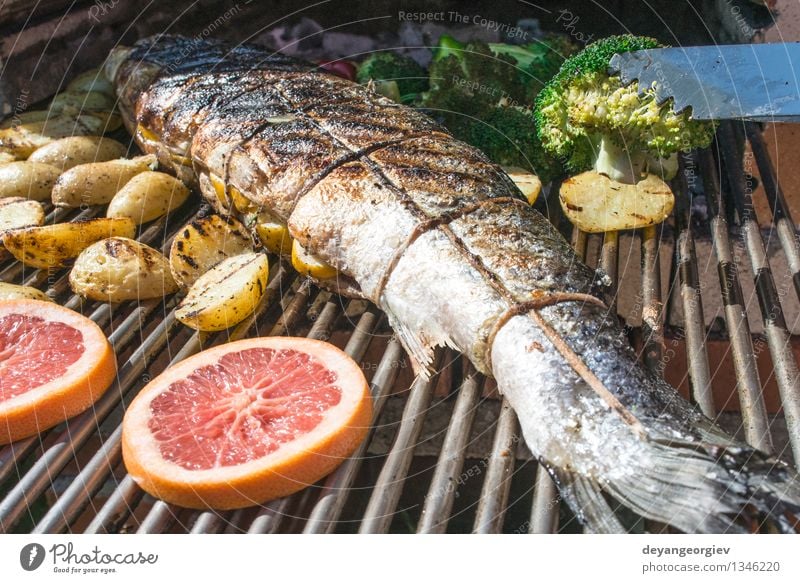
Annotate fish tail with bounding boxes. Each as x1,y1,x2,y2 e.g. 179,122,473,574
551,430,800,533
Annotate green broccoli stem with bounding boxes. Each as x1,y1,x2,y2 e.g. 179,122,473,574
593,137,647,184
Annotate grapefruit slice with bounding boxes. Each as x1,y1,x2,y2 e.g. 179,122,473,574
0,299,116,445
122,337,372,509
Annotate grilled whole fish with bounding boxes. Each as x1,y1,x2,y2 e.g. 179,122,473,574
108,35,800,533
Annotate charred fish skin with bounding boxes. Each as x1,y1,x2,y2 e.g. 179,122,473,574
111,35,800,533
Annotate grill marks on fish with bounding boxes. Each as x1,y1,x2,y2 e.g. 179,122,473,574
128,51,620,381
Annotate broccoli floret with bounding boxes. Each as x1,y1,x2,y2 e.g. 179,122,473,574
356,52,428,103
534,34,716,184
422,35,573,179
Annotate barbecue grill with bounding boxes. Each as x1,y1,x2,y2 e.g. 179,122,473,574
1,0,797,534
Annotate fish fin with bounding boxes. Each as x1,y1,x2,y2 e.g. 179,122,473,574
383,307,456,378
602,436,800,533
549,465,626,533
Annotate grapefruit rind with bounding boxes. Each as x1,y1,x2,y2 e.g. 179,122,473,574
0,299,117,445
122,336,372,510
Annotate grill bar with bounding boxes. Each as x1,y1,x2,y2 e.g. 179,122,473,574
745,123,800,303
303,337,405,533
718,123,800,461
359,350,447,533
417,363,483,534
472,398,519,533
674,159,715,417
641,225,665,371
700,147,774,453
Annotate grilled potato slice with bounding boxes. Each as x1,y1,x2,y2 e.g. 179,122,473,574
70,237,178,302
0,282,53,302
559,171,674,233
0,114,109,159
169,213,254,289
176,252,269,331
292,239,337,280
254,210,293,255
67,68,114,95
107,171,190,224
28,136,127,171
0,161,61,201
3,216,135,269
503,166,542,205
52,155,157,207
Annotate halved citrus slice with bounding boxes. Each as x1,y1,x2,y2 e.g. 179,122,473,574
122,337,372,509
0,299,116,445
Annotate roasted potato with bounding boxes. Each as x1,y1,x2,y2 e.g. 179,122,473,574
503,166,542,205
0,282,53,302
49,91,115,115
3,216,135,269
52,155,157,207
176,252,269,331
251,209,293,255
70,237,178,302
27,136,127,171
169,213,254,289
291,239,337,280
0,196,45,231
559,171,674,233
67,68,114,95
107,171,190,224
0,115,108,159
0,197,45,257
0,161,61,201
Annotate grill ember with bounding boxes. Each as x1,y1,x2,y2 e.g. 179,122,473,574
2,36,800,533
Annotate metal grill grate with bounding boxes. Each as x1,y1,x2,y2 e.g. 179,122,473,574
0,121,798,534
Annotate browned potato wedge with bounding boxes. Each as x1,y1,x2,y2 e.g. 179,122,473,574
52,155,157,207
503,166,542,205
67,68,114,95
2,216,135,269
169,213,254,289
0,282,53,302
559,171,674,233
107,171,190,224
0,115,109,159
0,161,61,201
70,237,178,302
28,136,127,171
176,252,269,331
